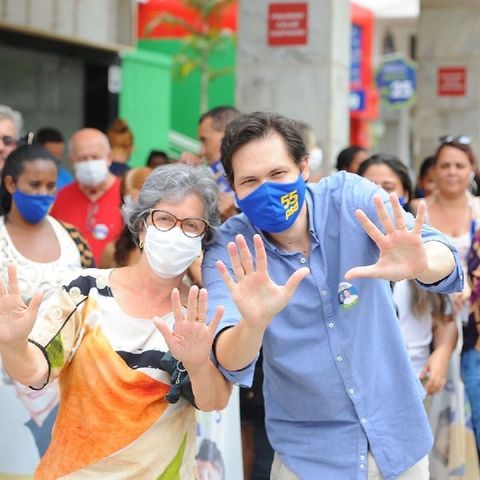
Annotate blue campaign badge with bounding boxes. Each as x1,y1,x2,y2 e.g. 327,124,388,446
92,223,109,240
338,282,359,310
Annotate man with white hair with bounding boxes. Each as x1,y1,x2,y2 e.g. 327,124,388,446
51,128,123,264
0,105,23,172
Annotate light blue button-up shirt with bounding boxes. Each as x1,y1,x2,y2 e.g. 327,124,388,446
202,172,463,480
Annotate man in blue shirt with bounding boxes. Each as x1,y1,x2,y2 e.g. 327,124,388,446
202,112,463,479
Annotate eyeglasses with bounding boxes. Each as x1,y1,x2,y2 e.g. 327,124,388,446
439,135,472,145
150,209,209,238
0,135,16,146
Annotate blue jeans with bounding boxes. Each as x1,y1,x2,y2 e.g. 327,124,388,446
461,348,480,450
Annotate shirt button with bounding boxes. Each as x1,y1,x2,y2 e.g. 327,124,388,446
360,417,366,424
360,455,365,461
300,257,306,264
349,388,355,395
360,463,365,470
321,290,327,296
336,356,343,362
328,322,334,328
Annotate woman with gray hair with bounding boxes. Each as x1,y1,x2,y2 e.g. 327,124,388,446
0,163,232,479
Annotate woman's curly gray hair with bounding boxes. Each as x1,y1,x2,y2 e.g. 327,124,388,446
123,163,220,246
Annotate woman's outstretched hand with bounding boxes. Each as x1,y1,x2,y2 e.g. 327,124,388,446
154,286,224,372
0,263,43,349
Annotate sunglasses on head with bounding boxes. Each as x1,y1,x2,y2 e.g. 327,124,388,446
439,135,472,145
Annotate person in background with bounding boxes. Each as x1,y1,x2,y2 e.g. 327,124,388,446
100,166,152,268
0,144,93,479
203,111,463,479
179,106,241,222
335,145,369,174
147,150,170,169
0,105,23,174
295,121,323,183
0,164,232,479
51,128,123,265
414,156,437,200
106,118,134,177
34,127,73,190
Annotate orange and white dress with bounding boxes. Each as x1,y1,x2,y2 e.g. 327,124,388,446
29,269,196,480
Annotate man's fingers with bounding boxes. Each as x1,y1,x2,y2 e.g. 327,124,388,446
390,193,407,230
284,267,310,298
354,210,384,245
344,264,379,281
215,260,236,290
253,234,268,272
413,199,426,235
228,241,246,282
235,234,255,274
374,194,395,234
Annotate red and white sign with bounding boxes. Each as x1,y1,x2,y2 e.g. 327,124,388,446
268,3,308,46
438,67,467,96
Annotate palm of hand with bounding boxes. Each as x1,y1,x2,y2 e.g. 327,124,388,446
167,321,213,366
375,230,427,281
230,270,289,327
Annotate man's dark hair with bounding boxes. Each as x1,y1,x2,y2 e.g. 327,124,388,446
220,111,308,184
199,106,241,133
35,127,64,145
336,145,367,171
357,153,413,203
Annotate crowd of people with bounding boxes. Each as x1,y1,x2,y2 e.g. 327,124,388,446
0,102,478,480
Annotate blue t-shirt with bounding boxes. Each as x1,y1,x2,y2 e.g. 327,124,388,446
203,172,463,479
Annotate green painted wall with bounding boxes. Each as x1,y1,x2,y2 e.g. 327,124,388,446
119,49,172,167
138,38,236,142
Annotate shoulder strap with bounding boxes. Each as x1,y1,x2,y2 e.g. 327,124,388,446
58,220,95,268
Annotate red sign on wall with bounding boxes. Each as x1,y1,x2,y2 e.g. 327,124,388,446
438,67,467,96
268,3,308,46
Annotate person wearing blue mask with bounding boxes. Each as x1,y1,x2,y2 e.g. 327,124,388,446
357,153,413,211
0,144,94,478
202,112,464,480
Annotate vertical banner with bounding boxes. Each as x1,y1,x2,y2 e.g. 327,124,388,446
195,387,243,480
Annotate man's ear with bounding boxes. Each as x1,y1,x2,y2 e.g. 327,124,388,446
300,155,310,182
3,175,16,195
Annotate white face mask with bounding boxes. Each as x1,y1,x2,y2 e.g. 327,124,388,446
309,147,323,172
143,225,202,279
75,159,109,186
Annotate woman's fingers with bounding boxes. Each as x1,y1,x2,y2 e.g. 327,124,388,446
208,305,225,335
196,288,208,323
171,288,185,323
7,263,20,296
187,285,199,323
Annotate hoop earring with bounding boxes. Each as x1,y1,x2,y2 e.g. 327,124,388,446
138,240,144,249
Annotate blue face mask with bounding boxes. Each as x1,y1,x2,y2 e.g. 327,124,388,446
13,190,56,224
236,175,306,233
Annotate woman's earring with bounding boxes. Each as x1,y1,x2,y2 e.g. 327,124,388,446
138,240,144,249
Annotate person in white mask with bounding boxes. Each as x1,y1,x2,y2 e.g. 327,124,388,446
0,164,232,479
50,128,123,264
